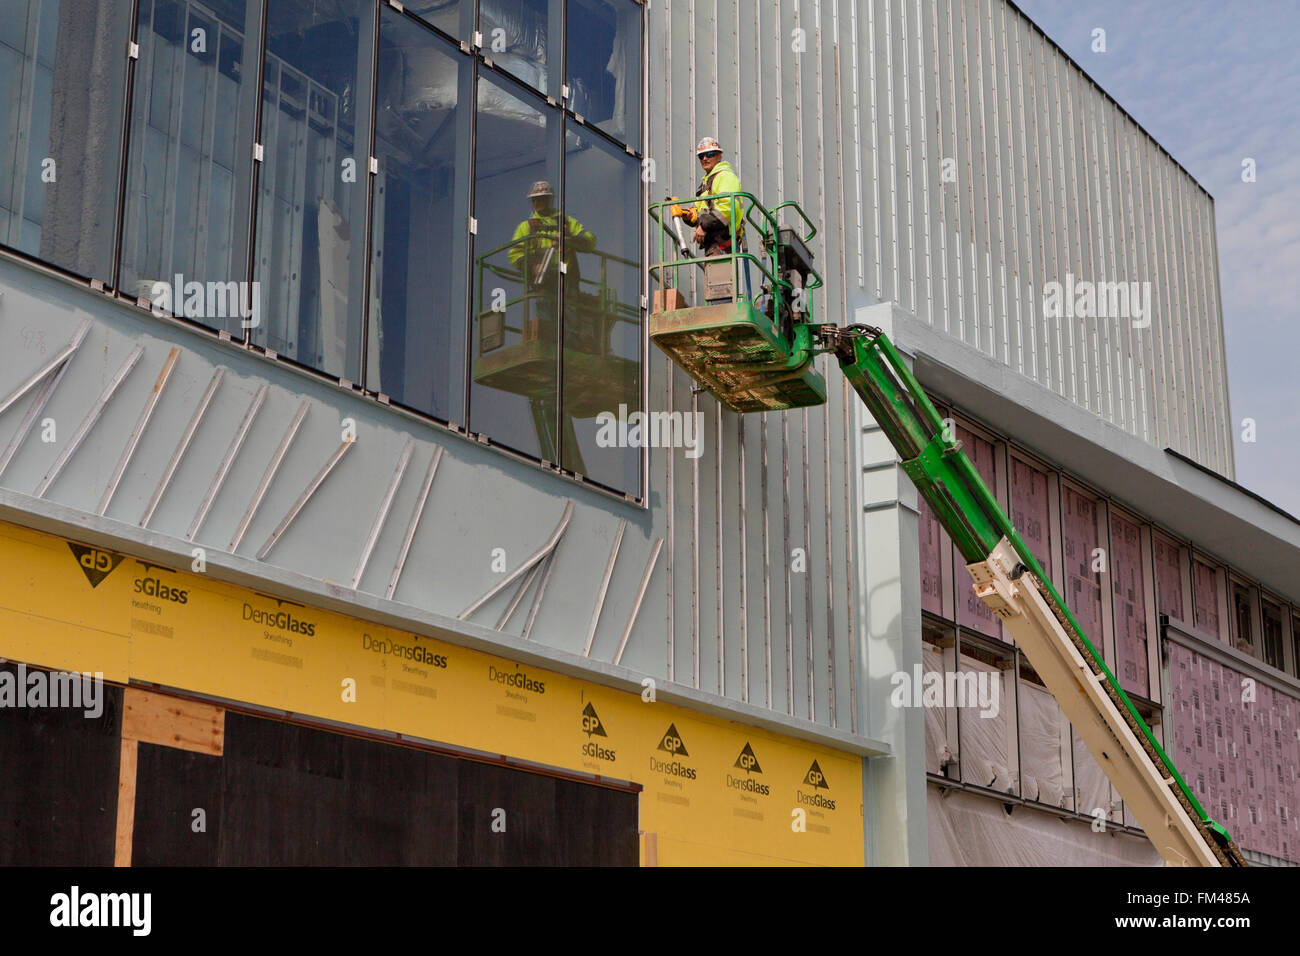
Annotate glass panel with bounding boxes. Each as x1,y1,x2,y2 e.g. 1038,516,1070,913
954,426,1001,640
478,0,559,96
1293,614,1300,679
1110,513,1148,698
120,0,258,335
918,494,947,618
1232,583,1255,657
369,11,470,420
1261,601,1284,671
560,126,639,491
0,0,131,280
566,0,639,148
469,70,560,459
406,0,472,40
252,0,374,380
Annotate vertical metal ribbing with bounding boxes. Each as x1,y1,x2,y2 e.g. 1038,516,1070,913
1205,201,1234,477
969,0,995,361
848,0,864,287
1097,87,1122,428
831,38,848,729
761,422,772,709
894,0,915,314
1138,135,1167,450
1048,49,1073,401
691,387,700,689
938,2,964,340
1175,175,1208,463
738,417,749,702
1053,54,1080,410
1008,12,1040,385
955,1,978,347
1117,116,1148,442
1000,2,1026,380
878,0,898,306
1107,107,1137,437
1069,71,1097,417
1128,120,1157,447
663,0,675,684
1045,40,1066,395
984,0,1014,373
927,1,951,337
1148,136,1175,451
1028,30,1059,394
914,0,936,328
1199,195,1229,472
865,0,882,298
1158,160,1189,455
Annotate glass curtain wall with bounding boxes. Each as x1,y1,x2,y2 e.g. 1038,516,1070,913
119,0,260,335
252,0,376,382
0,0,131,280
0,0,644,496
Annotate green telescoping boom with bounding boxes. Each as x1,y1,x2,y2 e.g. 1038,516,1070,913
648,194,1246,866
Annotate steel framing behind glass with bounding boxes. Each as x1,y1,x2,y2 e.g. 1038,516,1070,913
0,0,646,497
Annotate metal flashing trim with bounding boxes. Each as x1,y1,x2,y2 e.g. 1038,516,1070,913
385,445,443,600
458,501,574,621
141,367,225,528
229,400,310,552
187,383,268,540
0,319,92,480
98,348,181,516
255,436,358,561
350,436,415,590
35,344,144,499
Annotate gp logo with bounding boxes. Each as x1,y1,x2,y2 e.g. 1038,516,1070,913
656,723,689,757
734,742,763,775
803,760,830,790
67,542,124,588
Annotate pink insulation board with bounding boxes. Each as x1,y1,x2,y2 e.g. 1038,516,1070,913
1193,560,1222,638
918,494,947,617
1010,456,1052,573
1154,535,1185,623
1110,514,1149,698
1167,643,1300,861
1062,486,1104,649
954,427,1002,640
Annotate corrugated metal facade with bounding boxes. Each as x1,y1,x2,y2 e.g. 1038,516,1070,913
648,0,1234,479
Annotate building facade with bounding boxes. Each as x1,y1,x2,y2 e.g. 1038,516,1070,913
0,0,1294,866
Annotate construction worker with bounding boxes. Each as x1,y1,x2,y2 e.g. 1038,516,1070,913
671,138,744,256
509,180,597,289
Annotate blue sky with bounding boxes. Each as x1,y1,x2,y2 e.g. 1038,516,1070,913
1015,0,1300,514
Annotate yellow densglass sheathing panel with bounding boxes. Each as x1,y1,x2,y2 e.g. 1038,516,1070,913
0,520,863,865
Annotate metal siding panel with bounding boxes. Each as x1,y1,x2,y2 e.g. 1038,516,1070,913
935,0,964,340
1032,31,1063,394
979,0,1010,367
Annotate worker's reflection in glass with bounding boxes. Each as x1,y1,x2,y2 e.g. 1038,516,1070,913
509,180,597,343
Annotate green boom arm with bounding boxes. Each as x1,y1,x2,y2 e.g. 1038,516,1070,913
835,328,1245,866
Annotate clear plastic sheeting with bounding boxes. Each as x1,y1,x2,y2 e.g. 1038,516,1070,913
928,786,1161,866
957,653,1016,794
1073,729,1117,823
922,642,954,776
1018,678,1070,809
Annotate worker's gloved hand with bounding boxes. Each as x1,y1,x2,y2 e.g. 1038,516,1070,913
682,208,698,225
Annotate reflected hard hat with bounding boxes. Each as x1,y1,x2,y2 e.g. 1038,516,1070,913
528,180,555,198
696,137,722,156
